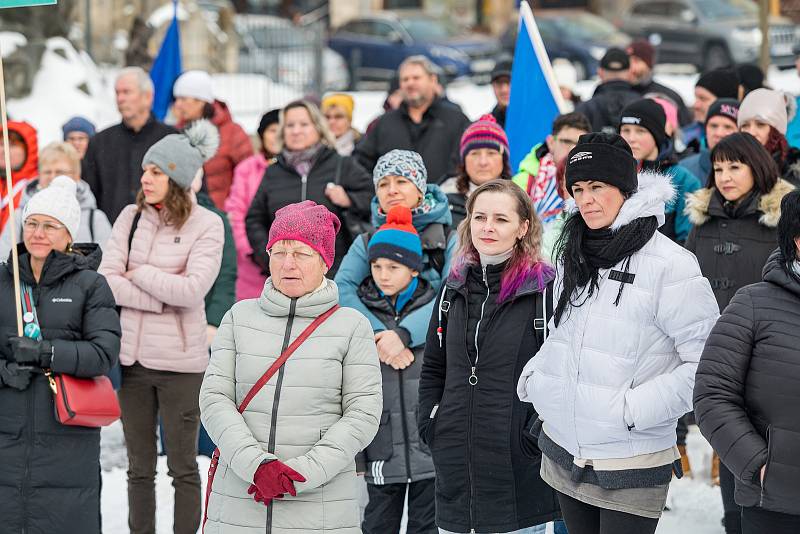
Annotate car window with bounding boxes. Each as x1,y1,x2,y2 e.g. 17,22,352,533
400,17,458,41
559,13,618,41
631,1,670,16
693,0,757,19
339,21,369,35
371,21,397,38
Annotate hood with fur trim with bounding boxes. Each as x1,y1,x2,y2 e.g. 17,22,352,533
610,170,675,232
684,178,795,228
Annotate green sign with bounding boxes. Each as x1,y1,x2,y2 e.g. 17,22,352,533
0,0,56,8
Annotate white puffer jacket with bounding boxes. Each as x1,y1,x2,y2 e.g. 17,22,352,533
518,172,719,460
200,278,382,534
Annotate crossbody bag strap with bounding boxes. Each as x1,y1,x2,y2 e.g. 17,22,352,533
237,303,340,414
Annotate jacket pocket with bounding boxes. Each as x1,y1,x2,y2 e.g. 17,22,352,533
419,403,439,451
519,410,543,460
760,425,800,514
364,411,393,462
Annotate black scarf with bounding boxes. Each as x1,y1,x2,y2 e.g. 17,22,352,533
581,216,659,270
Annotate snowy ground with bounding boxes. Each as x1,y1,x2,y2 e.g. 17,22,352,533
100,423,724,533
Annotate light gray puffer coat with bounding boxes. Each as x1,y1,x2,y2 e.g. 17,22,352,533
200,278,382,534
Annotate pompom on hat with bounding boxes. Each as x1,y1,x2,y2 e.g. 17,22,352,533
23,176,81,241
267,200,341,268
368,206,423,271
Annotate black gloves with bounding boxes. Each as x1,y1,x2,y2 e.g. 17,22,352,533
8,337,53,368
0,361,33,390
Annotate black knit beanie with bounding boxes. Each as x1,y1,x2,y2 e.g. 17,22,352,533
257,108,280,138
696,68,740,99
705,98,740,127
619,99,668,152
565,133,638,196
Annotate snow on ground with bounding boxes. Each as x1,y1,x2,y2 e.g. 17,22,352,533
100,422,724,533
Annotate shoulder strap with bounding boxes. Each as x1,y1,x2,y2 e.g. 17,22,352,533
237,304,340,414
426,226,455,276
88,209,96,242
360,227,376,249
125,211,142,269
533,280,554,347
19,282,42,341
333,156,344,185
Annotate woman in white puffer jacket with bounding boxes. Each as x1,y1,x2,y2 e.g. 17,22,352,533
517,133,719,534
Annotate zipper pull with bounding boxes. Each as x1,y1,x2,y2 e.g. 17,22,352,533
481,266,487,285
468,367,478,386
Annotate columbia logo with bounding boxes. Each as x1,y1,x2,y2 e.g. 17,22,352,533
620,116,641,125
51,298,72,303
569,151,593,164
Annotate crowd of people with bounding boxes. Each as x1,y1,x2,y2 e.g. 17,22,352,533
0,36,799,534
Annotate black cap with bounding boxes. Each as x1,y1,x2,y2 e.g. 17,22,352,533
257,109,280,138
491,56,512,82
600,47,630,72
565,132,638,196
736,64,765,96
619,99,668,152
696,68,740,99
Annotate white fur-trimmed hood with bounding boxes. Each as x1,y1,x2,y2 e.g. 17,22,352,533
610,171,675,232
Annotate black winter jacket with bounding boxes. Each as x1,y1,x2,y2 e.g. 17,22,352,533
355,98,471,184
575,80,641,134
82,115,176,223
358,277,436,484
244,146,373,276
418,261,560,532
694,250,800,515
0,244,121,534
685,180,794,310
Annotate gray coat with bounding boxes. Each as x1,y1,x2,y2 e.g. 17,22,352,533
200,278,382,534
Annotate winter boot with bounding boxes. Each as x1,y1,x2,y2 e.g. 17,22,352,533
711,452,720,486
678,444,692,478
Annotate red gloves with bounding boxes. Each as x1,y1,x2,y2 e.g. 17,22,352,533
248,460,306,506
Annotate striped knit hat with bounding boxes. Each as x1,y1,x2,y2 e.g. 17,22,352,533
460,114,509,161
368,206,423,271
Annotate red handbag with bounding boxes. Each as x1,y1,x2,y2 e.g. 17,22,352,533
20,281,121,428
46,372,121,427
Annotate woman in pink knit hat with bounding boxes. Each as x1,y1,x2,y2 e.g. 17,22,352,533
200,200,383,534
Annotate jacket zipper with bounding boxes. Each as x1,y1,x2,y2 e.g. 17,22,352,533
22,377,34,534
265,299,297,534
301,174,308,201
395,313,413,482
468,266,490,386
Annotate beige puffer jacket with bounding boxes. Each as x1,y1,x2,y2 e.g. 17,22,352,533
200,278,382,534
99,200,224,373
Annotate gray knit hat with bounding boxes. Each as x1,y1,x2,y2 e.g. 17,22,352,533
141,119,219,189
373,149,427,193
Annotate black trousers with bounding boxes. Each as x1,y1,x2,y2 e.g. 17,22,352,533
556,491,659,534
720,463,742,534
742,506,800,534
362,478,437,534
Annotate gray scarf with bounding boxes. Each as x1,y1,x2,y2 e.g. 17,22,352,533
283,143,323,177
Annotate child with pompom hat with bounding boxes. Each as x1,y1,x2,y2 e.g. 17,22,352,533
357,205,436,533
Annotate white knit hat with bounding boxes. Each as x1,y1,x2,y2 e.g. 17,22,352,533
23,176,81,241
173,70,214,104
738,88,788,135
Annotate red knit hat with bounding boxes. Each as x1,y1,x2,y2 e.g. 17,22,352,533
627,39,655,69
267,200,341,268
459,114,509,162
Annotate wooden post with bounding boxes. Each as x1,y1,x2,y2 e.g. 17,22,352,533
759,0,770,75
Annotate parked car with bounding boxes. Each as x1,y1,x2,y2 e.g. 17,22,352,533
501,10,631,80
328,12,501,86
235,14,350,93
621,0,800,71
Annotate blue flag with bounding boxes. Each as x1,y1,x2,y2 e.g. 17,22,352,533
506,1,564,173
150,1,182,121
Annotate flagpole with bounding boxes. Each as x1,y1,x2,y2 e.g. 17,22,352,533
519,1,567,114
0,40,24,336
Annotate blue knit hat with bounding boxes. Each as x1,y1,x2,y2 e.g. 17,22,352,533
368,206,423,271
62,116,96,139
373,149,427,194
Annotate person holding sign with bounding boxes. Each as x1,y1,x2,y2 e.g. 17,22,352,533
0,176,121,534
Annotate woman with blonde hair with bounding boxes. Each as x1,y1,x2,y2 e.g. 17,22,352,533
246,99,373,275
418,179,560,533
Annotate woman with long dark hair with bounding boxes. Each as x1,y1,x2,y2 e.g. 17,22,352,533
684,131,794,533
518,133,719,534
694,190,800,534
418,179,560,534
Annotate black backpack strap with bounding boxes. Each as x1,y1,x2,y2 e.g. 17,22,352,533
421,224,455,275
533,280,554,347
333,156,343,185
360,227,376,250
88,208,95,242
125,211,142,269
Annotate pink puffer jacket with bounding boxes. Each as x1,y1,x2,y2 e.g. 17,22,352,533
226,153,270,300
99,199,224,373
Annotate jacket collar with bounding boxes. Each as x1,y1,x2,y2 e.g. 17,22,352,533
370,184,453,230
358,276,434,316
609,170,675,231
259,277,340,319
762,249,800,298
7,243,102,285
685,179,795,228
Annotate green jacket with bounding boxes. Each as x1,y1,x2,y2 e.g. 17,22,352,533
512,143,547,192
198,192,237,327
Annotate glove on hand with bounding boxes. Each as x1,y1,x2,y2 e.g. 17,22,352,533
252,460,306,501
0,361,33,390
9,337,53,367
246,484,283,506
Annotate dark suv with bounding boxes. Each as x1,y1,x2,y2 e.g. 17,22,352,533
621,0,800,70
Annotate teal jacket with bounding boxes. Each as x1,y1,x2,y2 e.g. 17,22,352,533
335,184,457,348
198,192,237,327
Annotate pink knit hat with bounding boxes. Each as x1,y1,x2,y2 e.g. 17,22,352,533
267,201,341,268
459,114,509,161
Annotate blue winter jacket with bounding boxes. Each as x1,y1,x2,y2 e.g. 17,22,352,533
335,184,457,347
787,95,800,149
678,149,711,186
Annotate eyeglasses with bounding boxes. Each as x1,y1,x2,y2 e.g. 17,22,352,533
23,220,66,236
325,114,347,121
268,248,317,263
